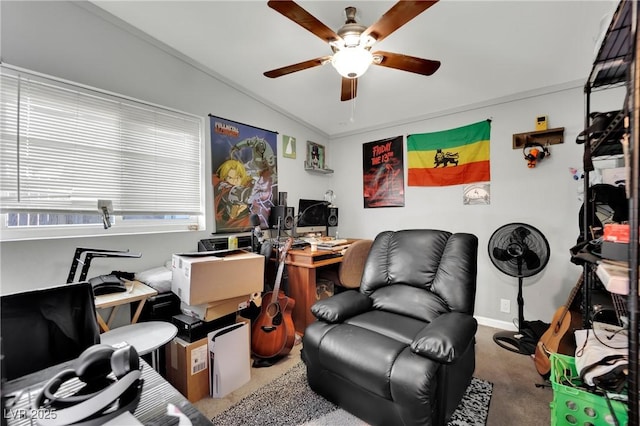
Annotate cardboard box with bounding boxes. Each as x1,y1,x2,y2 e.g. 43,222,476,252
171,250,264,305
208,321,251,398
180,294,253,322
165,337,210,403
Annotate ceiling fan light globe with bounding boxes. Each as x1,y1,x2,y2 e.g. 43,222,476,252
332,47,373,79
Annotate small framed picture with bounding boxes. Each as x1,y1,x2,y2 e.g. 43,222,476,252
306,141,325,169
283,135,296,159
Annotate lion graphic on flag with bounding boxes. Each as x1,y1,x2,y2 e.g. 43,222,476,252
433,149,459,168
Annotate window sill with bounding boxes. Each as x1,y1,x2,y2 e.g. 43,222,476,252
0,221,204,242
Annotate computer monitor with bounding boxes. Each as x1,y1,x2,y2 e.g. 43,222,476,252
296,199,328,236
1,282,100,381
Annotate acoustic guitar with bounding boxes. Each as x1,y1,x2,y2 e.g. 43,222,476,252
533,274,584,377
251,237,296,359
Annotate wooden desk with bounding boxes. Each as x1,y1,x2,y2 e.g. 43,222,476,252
94,281,158,332
284,242,354,335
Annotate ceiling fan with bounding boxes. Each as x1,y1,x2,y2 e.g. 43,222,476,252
264,1,441,101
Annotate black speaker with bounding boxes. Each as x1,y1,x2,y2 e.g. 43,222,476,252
270,205,294,230
326,207,338,227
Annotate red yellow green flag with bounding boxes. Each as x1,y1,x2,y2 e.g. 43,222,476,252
407,120,491,186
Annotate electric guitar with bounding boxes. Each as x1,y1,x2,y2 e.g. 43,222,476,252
533,274,584,377
251,238,296,359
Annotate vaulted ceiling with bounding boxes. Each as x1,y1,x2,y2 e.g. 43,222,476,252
90,1,618,138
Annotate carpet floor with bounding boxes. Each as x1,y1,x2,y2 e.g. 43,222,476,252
210,362,493,426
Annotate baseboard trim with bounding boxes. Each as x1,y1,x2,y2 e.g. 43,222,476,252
475,315,517,331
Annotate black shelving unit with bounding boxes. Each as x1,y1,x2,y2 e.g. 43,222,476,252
582,1,638,423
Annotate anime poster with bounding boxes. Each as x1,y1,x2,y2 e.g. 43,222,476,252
210,115,277,233
362,136,405,208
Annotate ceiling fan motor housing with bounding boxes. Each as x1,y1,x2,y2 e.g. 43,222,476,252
336,7,374,49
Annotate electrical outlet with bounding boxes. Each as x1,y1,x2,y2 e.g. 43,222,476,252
500,299,511,314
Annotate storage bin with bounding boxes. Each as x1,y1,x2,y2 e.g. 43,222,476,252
550,353,628,426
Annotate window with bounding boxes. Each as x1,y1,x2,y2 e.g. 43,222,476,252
0,65,204,241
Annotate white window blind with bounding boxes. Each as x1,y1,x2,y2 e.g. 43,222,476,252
0,67,203,216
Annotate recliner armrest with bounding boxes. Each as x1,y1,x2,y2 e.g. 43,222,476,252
310,290,372,323
410,312,477,363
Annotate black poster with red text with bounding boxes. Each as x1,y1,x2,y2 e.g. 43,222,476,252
362,136,404,208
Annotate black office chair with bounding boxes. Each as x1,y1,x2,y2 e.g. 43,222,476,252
317,239,373,293
1,282,100,381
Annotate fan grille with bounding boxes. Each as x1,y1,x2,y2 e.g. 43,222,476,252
488,223,550,278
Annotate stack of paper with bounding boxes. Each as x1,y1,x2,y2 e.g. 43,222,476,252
316,239,348,249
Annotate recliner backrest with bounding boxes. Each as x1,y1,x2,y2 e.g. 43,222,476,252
360,230,478,317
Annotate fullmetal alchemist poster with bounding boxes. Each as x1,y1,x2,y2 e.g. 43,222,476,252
210,115,278,233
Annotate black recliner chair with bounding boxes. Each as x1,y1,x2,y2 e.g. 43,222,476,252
301,229,478,426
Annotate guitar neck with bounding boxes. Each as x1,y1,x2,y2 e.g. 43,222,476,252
272,262,286,298
564,274,584,309
270,238,292,303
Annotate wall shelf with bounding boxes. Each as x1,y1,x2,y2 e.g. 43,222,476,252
304,161,333,174
512,127,564,149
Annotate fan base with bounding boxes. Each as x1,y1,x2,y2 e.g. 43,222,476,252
493,330,535,355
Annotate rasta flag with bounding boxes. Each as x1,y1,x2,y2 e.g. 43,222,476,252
407,120,490,186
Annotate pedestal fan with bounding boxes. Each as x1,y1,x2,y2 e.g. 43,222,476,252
488,223,551,355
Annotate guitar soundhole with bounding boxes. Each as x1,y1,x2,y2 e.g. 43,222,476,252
266,303,282,325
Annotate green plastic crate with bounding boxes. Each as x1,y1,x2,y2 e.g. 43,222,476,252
550,353,628,426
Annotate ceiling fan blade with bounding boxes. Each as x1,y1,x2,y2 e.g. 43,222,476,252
373,51,441,76
267,0,340,44
363,1,439,43
264,56,332,78
341,77,358,101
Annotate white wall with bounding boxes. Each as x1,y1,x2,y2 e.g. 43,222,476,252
0,1,625,328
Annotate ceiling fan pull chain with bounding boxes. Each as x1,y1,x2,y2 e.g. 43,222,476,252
350,80,356,123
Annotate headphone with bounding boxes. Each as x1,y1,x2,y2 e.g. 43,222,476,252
33,344,142,426
523,142,550,168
